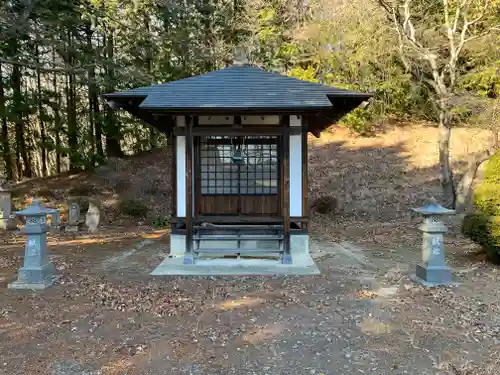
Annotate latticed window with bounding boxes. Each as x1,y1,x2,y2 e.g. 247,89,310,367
199,136,279,195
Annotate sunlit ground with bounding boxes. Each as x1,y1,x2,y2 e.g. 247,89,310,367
241,323,286,345
216,296,266,311
310,123,492,169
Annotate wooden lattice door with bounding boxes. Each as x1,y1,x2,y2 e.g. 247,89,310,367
195,135,280,216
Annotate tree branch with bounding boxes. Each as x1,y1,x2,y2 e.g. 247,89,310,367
0,0,37,39
463,25,500,43
402,0,422,48
0,58,93,73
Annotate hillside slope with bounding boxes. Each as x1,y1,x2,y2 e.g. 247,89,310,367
8,123,492,225
309,122,492,220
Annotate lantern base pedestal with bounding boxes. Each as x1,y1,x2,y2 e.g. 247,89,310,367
65,224,80,232
8,264,58,290
50,225,61,233
8,277,57,290
411,264,455,287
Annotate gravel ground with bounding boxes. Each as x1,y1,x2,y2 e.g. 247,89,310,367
1,222,499,375
2,123,495,374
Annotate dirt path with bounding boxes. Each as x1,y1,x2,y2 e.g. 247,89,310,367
0,226,498,375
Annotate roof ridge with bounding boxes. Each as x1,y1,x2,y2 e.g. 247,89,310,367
108,65,358,96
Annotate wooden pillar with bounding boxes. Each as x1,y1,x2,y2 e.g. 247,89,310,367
171,132,177,219
282,115,292,264
184,116,194,264
302,117,309,230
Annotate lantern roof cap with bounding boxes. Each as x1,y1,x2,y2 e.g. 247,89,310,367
14,199,53,216
412,202,455,215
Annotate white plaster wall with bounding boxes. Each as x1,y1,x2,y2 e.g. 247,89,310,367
176,116,186,217
241,115,280,125
176,115,186,127
198,115,280,125
289,115,302,217
199,116,234,125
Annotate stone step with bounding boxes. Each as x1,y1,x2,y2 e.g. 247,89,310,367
193,235,284,241
194,225,283,230
195,248,284,254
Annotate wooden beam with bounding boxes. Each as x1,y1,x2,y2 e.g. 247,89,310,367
174,126,301,136
198,137,277,145
302,118,309,220
193,215,283,224
194,130,200,217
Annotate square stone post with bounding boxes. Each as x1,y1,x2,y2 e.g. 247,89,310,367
8,199,59,290
411,202,455,286
66,199,81,232
48,208,61,231
0,188,16,230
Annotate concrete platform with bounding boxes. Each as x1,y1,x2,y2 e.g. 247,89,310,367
152,233,321,276
150,256,320,276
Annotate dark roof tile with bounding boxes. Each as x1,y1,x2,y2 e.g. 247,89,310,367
106,65,371,110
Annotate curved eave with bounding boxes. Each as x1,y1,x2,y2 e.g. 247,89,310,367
135,105,338,114
326,92,373,101
104,91,373,138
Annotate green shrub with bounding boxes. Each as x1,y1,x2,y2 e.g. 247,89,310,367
483,150,500,184
112,179,130,194
462,213,500,264
340,107,374,135
311,195,338,214
151,215,170,228
475,183,500,216
117,199,148,218
474,151,500,216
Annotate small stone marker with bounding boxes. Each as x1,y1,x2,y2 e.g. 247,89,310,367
85,201,100,233
411,202,455,287
8,199,58,290
0,186,16,230
48,208,61,232
66,200,81,232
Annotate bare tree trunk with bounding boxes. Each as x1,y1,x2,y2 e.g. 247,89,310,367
55,106,62,174
144,14,158,149
52,47,62,174
94,34,104,160
0,62,13,180
103,31,123,157
86,23,96,164
438,108,455,208
66,30,79,171
12,63,31,179
35,41,47,177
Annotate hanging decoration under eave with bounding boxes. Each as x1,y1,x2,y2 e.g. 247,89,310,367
230,136,245,165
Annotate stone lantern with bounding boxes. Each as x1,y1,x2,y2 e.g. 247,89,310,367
8,199,58,290
411,202,455,286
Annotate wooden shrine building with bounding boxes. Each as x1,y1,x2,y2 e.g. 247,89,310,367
104,54,371,275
